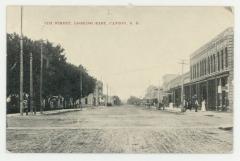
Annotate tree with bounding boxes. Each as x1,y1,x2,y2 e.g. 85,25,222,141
112,96,122,105
127,96,141,105
7,33,97,113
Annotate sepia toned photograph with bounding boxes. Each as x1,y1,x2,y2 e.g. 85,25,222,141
6,6,234,153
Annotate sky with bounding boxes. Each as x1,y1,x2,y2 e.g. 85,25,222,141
7,6,233,101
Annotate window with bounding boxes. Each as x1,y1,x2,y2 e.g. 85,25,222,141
225,47,228,68
196,64,198,78
208,56,210,74
198,62,200,77
191,66,193,79
193,64,196,79
210,55,213,73
221,50,224,70
200,61,202,76
217,52,220,71
213,54,216,72
204,59,206,75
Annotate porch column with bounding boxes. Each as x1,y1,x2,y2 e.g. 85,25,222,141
215,78,218,111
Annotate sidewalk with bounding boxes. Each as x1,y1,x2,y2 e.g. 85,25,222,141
7,107,85,117
164,106,232,114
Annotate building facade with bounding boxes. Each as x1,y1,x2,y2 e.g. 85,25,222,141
81,80,104,106
144,85,159,104
163,72,190,107
93,81,104,106
190,27,233,111
162,27,233,111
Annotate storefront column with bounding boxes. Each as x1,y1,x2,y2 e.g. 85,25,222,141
215,78,218,111
206,80,209,110
196,83,199,102
226,77,229,110
173,90,175,105
189,85,192,101
219,78,222,110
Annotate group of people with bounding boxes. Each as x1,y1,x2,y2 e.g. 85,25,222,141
7,93,83,114
7,93,31,114
155,95,207,112
183,95,206,112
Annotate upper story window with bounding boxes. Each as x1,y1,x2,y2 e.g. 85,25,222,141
213,54,216,72
204,59,207,75
210,55,213,73
225,47,228,68
221,50,224,70
208,56,210,74
217,52,220,71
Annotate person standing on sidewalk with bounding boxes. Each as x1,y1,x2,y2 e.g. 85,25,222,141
23,93,29,115
201,98,206,112
194,97,199,112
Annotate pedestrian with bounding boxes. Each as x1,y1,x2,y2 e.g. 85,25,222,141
201,98,206,112
42,98,46,110
194,98,199,112
188,99,192,111
23,93,29,115
183,98,188,112
80,101,83,111
7,94,11,113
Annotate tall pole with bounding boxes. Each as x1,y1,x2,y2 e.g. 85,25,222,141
19,6,24,116
158,80,160,104
40,41,43,114
30,52,33,114
179,59,187,109
106,84,108,106
80,71,83,109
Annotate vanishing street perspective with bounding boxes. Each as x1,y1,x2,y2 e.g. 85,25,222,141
6,6,234,153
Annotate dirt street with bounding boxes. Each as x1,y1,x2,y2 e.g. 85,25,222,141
6,105,233,153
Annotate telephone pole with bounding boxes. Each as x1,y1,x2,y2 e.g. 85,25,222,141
158,80,161,104
179,59,187,110
19,6,24,116
106,84,108,106
40,41,43,114
80,71,83,110
29,52,34,115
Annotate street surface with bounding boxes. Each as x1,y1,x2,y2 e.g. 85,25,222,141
7,105,233,153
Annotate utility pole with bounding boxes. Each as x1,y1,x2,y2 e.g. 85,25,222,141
179,59,187,111
19,6,24,116
40,41,43,114
158,80,160,105
106,84,108,106
80,71,83,110
30,52,34,115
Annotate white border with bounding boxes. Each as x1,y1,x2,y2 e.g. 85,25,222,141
1,0,240,161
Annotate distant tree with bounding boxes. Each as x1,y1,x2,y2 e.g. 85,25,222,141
112,96,122,105
127,96,141,105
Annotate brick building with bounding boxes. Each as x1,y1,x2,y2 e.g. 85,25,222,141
162,27,233,111
190,27,234,111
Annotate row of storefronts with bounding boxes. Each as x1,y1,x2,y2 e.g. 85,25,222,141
162,27,234,111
